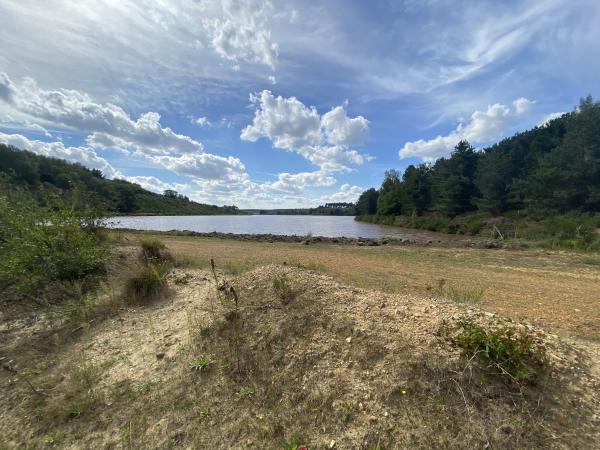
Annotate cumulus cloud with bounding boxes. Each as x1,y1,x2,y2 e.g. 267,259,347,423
538,111,566,126
241,90,370,171
1,72,204,155
151,153,248,182
123,175,190,194
399,98,534,161
320,184,364,203
0,132,119,179
202,0,279,68
321,106,369,147
263,171,336,194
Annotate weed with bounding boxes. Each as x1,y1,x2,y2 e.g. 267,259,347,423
173,273,193,285
236,386,255,399
43,432,61,446
71,360,101,393
139,239,173,265
447,320,548,383
124,262,169,302
191,354,216,372
273,273,295,303
282,437,305,450
132,379,161,394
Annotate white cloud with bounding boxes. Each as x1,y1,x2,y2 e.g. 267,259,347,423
123,175,190,194
399,98,534,161
512,97,535,114
320,184,364,203
0,132,119,179
151,153,247,182
202,0,279,68
192,116,210,127
538,111,566,126
0,72,16,103
263,171,335,194
241,90,369,171
1,73,204,155
268,75,277,85
321,106,369,147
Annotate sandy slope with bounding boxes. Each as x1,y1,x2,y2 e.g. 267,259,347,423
1,265,599,449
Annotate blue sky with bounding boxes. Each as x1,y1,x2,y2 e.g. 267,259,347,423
0,0,599,208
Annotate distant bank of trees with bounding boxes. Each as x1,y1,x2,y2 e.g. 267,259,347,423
252,202,356,216
0,144,240,215
357,96,600,219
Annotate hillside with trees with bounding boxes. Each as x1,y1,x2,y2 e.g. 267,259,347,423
356,96,600,249
0,144,240,215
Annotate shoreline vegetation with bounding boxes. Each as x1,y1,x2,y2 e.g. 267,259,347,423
354,96,600,252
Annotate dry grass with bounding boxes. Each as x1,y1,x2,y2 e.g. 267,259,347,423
125,233,600,340
2,264,596,449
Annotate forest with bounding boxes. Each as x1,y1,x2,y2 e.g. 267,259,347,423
355,96,600,247
0,144,240,215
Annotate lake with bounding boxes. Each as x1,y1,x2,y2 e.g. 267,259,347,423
107,215,423,239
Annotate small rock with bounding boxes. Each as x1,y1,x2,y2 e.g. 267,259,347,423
346,336,352,344
329,440,336,448
156,352,165,360
368,415,378,423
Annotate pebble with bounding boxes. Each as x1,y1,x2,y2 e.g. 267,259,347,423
156,352,165,360
346,336,352,343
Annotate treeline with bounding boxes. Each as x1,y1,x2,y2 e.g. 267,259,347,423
357,96,600,219
248,203,356,216
0,144,240,215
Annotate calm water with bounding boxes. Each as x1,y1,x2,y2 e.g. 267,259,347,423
107,215,419,239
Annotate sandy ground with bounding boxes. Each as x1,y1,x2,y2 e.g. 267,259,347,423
128,234,600,341
1,239,599,449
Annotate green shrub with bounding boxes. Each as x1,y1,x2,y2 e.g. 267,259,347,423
0,187,109,296
448,320,547,383
139,239,173,265
124,263,169,302
190,354,216,372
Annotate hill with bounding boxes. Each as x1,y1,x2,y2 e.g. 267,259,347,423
0,144,240,215
1,251,598,448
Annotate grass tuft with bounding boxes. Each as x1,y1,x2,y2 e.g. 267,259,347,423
273,273,295,303
191,354,216,372
446,320,548,383
124,263,169,303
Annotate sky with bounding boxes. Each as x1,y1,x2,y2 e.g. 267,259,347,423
0,0,599,208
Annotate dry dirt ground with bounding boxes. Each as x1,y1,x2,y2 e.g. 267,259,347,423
130,234,600,341
1,240,599,449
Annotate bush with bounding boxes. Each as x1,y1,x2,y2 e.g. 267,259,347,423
139,239,173,265
124,263,169,302
0,187,109,296
448,320,547,383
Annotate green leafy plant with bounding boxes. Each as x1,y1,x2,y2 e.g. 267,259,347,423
191,354,216,372
449,320,548,383
282,438,305,450
0,187,109,296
